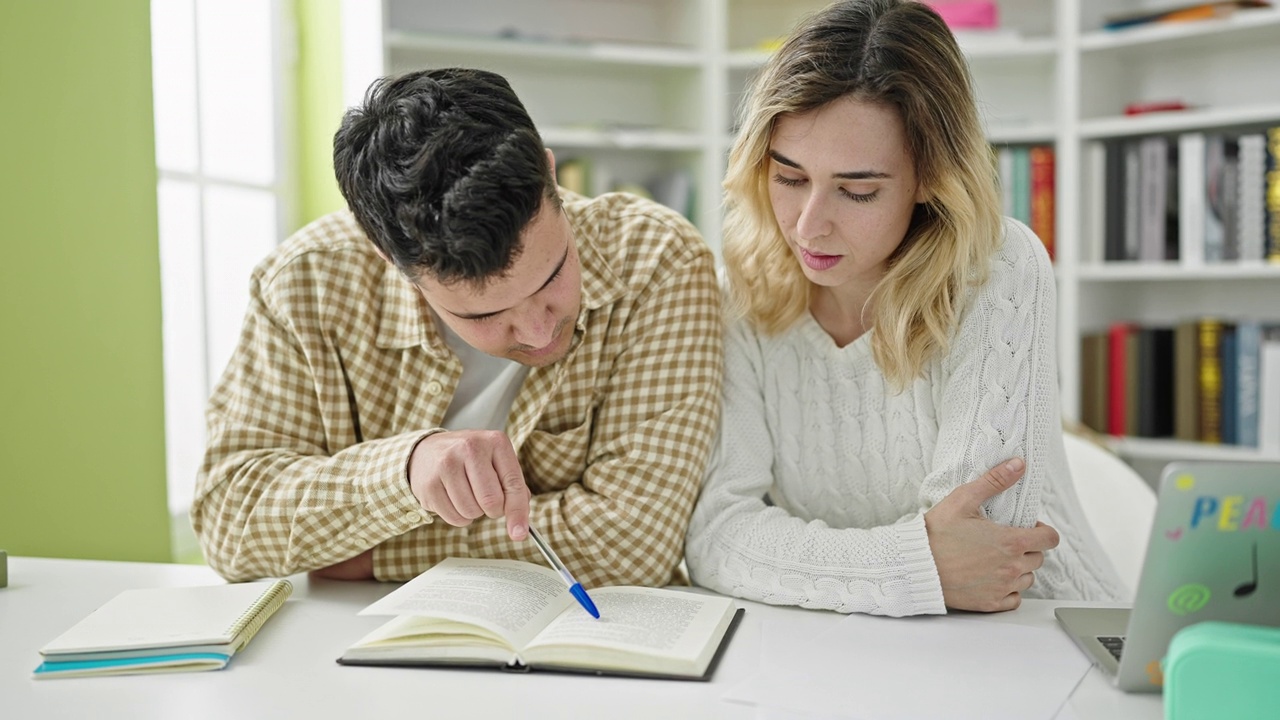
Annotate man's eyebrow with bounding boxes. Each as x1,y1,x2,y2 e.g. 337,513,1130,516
446,244,570,321
768,149,892,180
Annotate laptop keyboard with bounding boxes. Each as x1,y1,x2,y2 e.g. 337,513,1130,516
1097,635,1126,661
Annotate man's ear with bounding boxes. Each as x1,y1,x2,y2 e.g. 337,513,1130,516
368,240,393,266
546,148,557,184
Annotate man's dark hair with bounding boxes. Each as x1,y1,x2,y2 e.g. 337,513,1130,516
333,68,559,284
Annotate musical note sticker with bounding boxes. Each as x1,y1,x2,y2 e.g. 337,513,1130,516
1234,542,1259,598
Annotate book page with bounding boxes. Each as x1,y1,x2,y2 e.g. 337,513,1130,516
523,587,736,671
358,558,572,650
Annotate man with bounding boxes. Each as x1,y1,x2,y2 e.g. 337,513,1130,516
191,68,722,586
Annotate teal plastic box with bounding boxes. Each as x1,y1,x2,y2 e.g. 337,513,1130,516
1164,621,1280,720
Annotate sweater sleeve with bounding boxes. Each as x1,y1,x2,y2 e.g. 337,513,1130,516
916,220,1055,527
685,318,946,617
916,219,1125,601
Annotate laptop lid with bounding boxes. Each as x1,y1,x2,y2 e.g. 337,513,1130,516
1115,460,1280,691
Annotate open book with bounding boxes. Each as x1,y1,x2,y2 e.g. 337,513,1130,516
337,558,742,681
35,579,292,679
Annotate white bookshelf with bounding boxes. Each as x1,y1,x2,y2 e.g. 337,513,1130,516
1109,436,1280,463
340,0,1280,464
1068,0,1280,467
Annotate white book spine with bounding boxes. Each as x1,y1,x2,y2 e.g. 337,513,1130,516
1260,331,1280,455
1237,321,1261,449
999,146,1015,219
1237,133,1266,262
1178,132,1206,267
1139,137,1167,262
1124,142,1141,261
1205,135,1227,263
1086,142,1107,265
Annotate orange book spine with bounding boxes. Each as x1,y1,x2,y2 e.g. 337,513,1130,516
1029,145,1055,261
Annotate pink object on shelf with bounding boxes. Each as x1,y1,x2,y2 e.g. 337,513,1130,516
924,1,1000,29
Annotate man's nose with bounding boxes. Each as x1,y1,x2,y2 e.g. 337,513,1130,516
512,304,556,348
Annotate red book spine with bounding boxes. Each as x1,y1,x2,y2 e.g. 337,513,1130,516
1108,323,1130,435
1029,145,1055,260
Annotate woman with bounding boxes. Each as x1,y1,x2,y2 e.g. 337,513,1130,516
686,0,1122,616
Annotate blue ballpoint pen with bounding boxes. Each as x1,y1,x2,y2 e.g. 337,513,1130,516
527,525,600,619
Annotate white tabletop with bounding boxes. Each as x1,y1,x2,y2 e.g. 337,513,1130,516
0,557,1161,720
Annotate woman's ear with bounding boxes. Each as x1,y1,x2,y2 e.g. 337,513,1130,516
914,181,932,205
546,148,557,184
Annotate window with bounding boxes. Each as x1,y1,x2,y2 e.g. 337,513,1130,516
151,0,294,558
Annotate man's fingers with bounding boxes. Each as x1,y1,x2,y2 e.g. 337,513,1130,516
443,472,487,521
490,434,531,541
423,481,470,527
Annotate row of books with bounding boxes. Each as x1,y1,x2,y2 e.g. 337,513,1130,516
1094,127,1280,264
1102,1,1272,31
556,157,695,221
1080,319,1280,453
995,144,1055,260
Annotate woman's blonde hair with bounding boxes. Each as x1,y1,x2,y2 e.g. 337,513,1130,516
722,0,1003,390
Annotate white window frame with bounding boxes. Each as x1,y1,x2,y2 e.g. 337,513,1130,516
152,0,296,560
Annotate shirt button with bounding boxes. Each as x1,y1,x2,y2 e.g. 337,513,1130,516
426,381,443,396
406,511,425,525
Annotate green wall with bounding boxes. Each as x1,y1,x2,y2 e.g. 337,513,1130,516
295,0,347,229
0,1,171,561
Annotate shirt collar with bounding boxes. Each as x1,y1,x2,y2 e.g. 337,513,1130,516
376,263,440,352
566,197,628,314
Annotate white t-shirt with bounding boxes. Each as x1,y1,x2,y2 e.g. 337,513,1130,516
436,316,529,432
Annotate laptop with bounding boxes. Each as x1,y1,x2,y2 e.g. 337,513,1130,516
1055,461,1280,692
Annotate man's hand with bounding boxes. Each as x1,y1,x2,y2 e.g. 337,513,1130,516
924,458,1060,612
311,549,373,580
409,430,531,541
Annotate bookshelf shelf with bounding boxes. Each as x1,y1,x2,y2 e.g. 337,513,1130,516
988,123,1057,144
1107,437,1280,463
1080,103,1280,139
955,34,1057,59
1079,8,1280,52
726,50,767,70
343,0,1280,466
540,126,704,151
1078,263,1280,281
386,31,705,68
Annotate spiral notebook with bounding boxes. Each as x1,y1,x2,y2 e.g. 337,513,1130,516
34,579,292,679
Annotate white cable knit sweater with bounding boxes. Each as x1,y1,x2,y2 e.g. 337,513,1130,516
686,218,1124,616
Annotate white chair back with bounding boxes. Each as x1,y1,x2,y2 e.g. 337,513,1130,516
1062,432,1157,596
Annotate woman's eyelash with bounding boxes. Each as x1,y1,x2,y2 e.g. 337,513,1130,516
774,173,878,203
841,188,878,203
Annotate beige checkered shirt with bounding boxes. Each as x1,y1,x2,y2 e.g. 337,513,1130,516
192,191,723,586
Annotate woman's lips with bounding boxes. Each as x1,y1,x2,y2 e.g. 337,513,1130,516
800,247,842,271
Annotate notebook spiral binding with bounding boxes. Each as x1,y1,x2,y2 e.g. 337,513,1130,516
225,580,293,651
